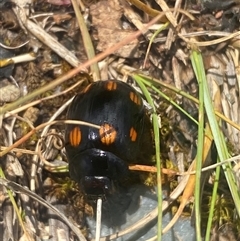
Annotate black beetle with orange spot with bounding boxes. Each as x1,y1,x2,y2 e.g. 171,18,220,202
65,80,153,197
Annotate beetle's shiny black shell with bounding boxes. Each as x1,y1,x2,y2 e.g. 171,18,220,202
65,80,153,197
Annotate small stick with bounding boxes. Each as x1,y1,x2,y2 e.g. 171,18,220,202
95,198,102,241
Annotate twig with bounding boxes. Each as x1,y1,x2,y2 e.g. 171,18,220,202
0,177,87,241
95,198,102,241
0,12,166,116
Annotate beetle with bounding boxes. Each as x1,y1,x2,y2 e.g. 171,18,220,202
65,80,153,197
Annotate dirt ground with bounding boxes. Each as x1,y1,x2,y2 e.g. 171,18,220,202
0,0,240,240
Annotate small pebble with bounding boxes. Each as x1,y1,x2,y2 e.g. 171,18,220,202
0,84,20,102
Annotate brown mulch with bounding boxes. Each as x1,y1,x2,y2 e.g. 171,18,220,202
0,0,240,240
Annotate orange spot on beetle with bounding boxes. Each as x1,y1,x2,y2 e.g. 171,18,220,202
129,91,141,105
69,127,81,147
105,81,117,91
130,127,137,142
99,123,117,145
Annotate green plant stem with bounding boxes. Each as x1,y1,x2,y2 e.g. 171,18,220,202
205,159,221,241
0,168,28,237
191,50,240,226
71,0,100,81
133,75,162,241
136,73,240,131
190,50,205,240
132,76,198,125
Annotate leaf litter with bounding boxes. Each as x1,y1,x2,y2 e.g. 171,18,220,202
0,0,240,240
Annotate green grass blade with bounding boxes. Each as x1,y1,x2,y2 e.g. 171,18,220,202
205,159,221,241
133,75,162,241
192,51,240,217
190,50,205,240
